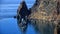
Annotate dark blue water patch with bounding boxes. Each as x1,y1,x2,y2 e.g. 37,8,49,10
0,18,40,34
0,18,21,34
26,24,37,34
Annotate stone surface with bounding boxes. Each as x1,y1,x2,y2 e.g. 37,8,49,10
17,0,60,34
29,0,60,34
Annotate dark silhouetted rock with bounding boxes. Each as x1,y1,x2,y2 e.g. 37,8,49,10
17,0,29,32
17,0,30,23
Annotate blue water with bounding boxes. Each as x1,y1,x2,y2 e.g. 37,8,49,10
0,18,37,34
0,0,40,34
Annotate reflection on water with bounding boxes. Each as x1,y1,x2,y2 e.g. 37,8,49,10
0,18,40,34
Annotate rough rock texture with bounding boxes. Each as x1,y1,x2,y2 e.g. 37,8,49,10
17,1,29,32
17,0,60,34
30,0,57,19
17,1,29,17
29,0,60,34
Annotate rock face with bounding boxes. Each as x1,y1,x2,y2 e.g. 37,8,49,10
29,0,60,34
17,0,60,34
30,0,57,19
17,1,29,32
17,0,31,23
17,1,29,17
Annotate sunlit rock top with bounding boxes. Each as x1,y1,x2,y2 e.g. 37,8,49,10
29,0,60,21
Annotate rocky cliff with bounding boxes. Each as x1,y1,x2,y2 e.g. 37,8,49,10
17,0,60,34
29,0,60,34
30,0,57,19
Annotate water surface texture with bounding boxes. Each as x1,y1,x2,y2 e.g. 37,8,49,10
0,18,38,34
